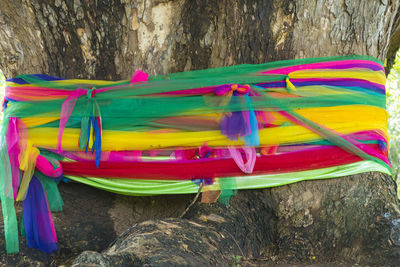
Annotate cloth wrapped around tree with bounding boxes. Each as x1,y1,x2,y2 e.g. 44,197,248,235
0,55,390,253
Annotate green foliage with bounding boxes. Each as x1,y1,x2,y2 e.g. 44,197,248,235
0,69,4,124
232,254,242,266
387,51,400,194
0,70,4,86
0,69,4,98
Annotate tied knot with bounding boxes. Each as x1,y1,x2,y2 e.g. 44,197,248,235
231,84,250,95
214,84,250,96
285,77,296,92
87,87,96,99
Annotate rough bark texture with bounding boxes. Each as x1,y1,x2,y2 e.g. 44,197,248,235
1,0,400,266
386,3,400,73
69,173,400,266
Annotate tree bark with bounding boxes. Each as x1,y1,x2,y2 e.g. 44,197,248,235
1,0,400,266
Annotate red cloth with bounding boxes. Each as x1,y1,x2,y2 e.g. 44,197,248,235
60,145,383,180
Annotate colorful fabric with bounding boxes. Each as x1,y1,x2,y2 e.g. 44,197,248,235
0,55,390,253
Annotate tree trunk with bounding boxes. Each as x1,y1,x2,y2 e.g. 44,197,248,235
1,0,400,266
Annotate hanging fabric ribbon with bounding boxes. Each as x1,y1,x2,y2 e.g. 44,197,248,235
6,117,21,200
228,146,257,174
79,87,102,167
36,172,64,212
22,175,58,254
0,117,19,253
57,87,103,167
16,141,40,201
217,84,260,146
57,87,87,153
242,94,259,146
57,70,150,168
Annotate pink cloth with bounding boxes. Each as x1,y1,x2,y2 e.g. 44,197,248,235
57,88,87,152
228,146,257,174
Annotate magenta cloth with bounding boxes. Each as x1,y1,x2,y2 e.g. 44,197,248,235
130,69,149,83
36,155,62,178
6,117,20,199
262,59,384,75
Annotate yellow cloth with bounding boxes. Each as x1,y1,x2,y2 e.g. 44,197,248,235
26,105,386,151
